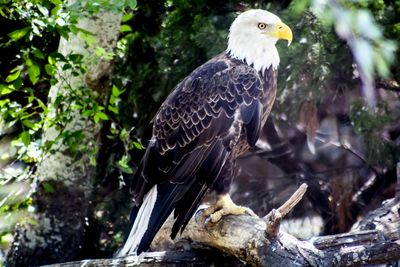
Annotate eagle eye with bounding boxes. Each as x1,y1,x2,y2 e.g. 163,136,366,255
258,23,267,30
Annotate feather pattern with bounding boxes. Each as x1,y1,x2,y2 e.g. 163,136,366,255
120,52,277,256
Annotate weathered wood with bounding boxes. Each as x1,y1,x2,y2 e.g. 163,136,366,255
41,251,244,267
263,183,308,239
41,184,400,267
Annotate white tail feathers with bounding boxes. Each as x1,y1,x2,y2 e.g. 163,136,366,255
116,185,158,257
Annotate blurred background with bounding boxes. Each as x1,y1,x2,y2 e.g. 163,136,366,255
0,0,399,264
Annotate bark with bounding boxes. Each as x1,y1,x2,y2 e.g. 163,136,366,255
40,183,400,266
40,251,244,267
6,7,122,267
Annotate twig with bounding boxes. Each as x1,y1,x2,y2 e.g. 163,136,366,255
263,183,308,238
277,183,308,216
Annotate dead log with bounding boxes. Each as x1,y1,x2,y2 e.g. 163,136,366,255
41,183,400,267
42,251,244,267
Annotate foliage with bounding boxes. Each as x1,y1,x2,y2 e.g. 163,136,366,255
350,99,397,166
0,0,136,261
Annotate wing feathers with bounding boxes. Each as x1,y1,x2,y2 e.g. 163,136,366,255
125,54,271,255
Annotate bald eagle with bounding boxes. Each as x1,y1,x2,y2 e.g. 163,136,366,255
117,9,292,256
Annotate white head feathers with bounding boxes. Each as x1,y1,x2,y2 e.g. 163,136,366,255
227,9,291,72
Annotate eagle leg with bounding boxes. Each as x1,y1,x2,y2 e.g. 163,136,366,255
201,193,258,224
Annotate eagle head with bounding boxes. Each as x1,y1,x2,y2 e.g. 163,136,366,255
227,9,293,72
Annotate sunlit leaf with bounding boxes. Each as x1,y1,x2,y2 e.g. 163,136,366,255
45,64,56,75
37,5,49,17
133,141,142,150
108,105,119,114
0,99,10,108
27,63,41,85
49,0,62,5
94,111,109,123
36,98,48,113
111,85,120,96
117,155,133,174
82,110,93,117
5,69,21,83
22,120,35,128
122,13,134,22
0,84,13,95
51,5,61,15
120,24,132,33
8,27,30,41
56,18,66,27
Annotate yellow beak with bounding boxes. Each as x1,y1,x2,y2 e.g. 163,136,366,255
271,21,293,46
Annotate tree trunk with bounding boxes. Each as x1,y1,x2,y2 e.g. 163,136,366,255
6,7,122,267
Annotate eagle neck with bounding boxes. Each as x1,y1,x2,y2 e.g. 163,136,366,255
226,39,280,73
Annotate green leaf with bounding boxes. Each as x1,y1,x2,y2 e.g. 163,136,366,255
93,114,100,123
62,63,72,70
37,5,49,17
68,54,83,63
49,0,62,5
125,0,137,9
82,110,93,117
20,131,31,146
8,27,31,41
133,141,142,150
13,77,23,89
0,84,13,95
22,119,35,129
42,182,55,193
56,18,66,27
117,155,133,174
111,85,120,96
45,64,56,75
48,52,65,65
108,105,119,114
58,27,70,40
0,99,10,108
51,5,61,16
122,13,134,22
50,77,58,86
94,112,109,123
120,24,132,33
27,62,41,85
33,49,45,59
36,98,48,113
95,47,106,57
5,69,21,83
120,128,128,139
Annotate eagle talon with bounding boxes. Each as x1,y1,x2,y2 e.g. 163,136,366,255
244,207,258,218
194,208,208,224
201,194,258,225
203,217,214,233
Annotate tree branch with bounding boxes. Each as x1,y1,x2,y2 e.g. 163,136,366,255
264,183,308,238
42,183,400,267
